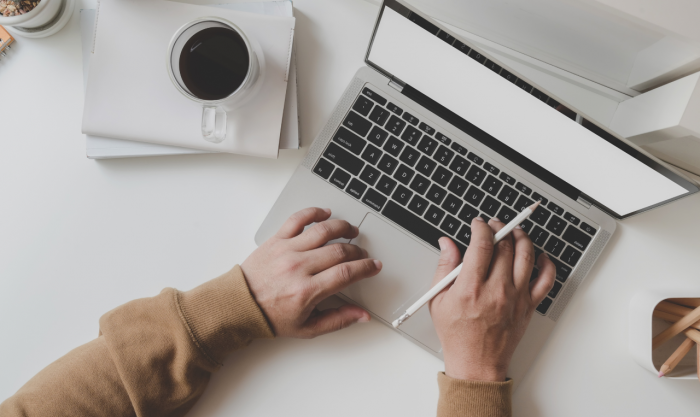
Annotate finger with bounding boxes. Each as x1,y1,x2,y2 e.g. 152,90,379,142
302,243,368,274
300,304,371,338
529,253,556,306
512,225,535,291
291,219,359,251
487,218,515,286
429,238,462,308
312,258,382,302
275,207,332,239
455,217,494,288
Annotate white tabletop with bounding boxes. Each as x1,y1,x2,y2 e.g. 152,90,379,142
2,1,700,416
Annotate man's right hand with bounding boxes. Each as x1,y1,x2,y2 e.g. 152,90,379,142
429,217,556,382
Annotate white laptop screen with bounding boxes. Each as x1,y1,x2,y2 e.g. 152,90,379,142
366,1,695,218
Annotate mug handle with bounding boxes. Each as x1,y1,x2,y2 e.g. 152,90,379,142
202,106,227,143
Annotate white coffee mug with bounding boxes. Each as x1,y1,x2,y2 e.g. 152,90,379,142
166,17,265,143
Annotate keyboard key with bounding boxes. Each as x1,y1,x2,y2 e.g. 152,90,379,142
398,146,420,167
362,87,386,105
419,122,436,135
482,175,503,196
455,224,472,245
531,88,549,103
464,185,486,207
515,78,532,93
409,173,431,195
343,111,372,137
401,125,422,146
434,145,454,166
497,206,517,223
416,156,437,177
514,195,535,212
377,154,399,175
531,192,548,205
485,59,502,74
440,215,461,235
361,144,383,165
480,196,501,217
447,177,469,197
562,225,592,251
431,166,453,187
550,257,572,282
425,205,446,226
466,152,484,165
369,106,391,126
531,206,552,226
330,168,351,189
346,178,367,199
515,182,532,195
466,165,487,186
393,164,415,185
367,126,388,146
383,201,465,254
453,40,470,55
530,226,550,246
333,127,367,155
536,297,553,314
313,158,335,179
499,69,517,84
426,184,448,205
563,212,580,225
418,135,439,156
402,112,419,125
483,162,500,175
468,49,486,64
547,202,564,216
392,185,413,206
458,204,479,224
545,215,567,236
359,165,380,186
362,188,387,211
450,142,468,155
519,219,534,234
353,95,374,116
580,222,596,235
499,172,516,185
387,102,403,115
497,185,519,206
544,235,565,257
442,194,463,215
561,245,582,267
376,175,397,196
548,281,563,299
386,115,406,135
383,135,404,157
437,30,455,45
323,143,364,176
436,132,452,145
449,155,470,176
408,195,429,216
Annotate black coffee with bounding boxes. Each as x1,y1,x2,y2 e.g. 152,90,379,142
179,27,250,101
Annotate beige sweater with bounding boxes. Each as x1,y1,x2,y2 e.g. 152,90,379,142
0,266,512,417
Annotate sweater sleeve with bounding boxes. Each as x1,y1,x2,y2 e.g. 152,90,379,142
437,372,513,417
0,265,274,417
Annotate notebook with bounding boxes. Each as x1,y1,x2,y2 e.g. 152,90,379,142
81,1,299,159
82,0,295,158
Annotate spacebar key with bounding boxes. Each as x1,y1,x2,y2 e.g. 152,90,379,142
382,201,466,255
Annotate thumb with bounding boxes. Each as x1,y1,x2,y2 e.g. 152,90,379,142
431,237,462,287
301,304,370,338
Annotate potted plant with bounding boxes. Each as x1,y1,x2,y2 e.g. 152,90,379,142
0,0,74,38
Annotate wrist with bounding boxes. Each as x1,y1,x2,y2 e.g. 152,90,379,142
444,355,508,382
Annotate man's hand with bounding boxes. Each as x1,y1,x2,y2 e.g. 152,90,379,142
429,217,556,382
241,207,382,339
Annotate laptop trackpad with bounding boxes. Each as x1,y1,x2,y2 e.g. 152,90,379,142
343,213,443,353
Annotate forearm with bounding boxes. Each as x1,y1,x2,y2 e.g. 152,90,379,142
0,265,273,416
437,373,512,417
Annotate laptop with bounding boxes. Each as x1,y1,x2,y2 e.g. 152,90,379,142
255,0,699,386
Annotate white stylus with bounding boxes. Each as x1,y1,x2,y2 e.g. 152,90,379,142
391,201,541,328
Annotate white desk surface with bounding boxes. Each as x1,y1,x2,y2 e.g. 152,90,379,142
2,0,700,416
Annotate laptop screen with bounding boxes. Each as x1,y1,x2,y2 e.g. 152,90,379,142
366,0,697,218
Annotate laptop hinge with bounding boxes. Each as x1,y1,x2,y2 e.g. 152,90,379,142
576,196,592,209
388,77,405,92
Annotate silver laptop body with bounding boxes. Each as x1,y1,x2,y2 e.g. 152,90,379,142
256,0,698,386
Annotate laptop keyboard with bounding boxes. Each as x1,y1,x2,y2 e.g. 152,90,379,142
312,86,598,316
